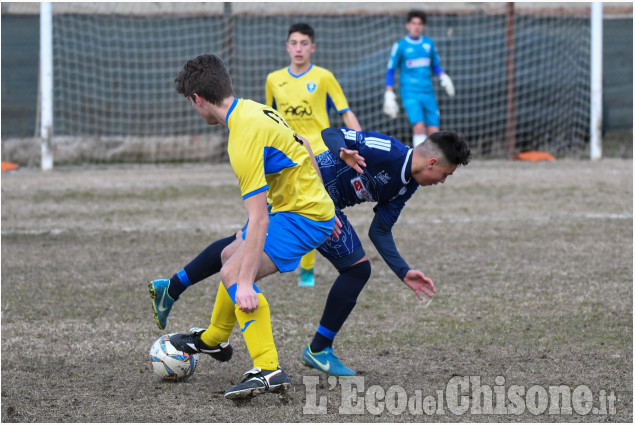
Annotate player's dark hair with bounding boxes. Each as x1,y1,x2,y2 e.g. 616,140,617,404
428,131,471,166
175,54,234,105
407,10,427,24
288,22,315,43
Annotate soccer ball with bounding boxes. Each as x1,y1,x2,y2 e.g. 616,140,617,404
149,334,199,382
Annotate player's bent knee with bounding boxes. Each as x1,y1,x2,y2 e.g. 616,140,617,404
220,236,240,264
219,267,235,289
340,260,371,281
358,260,372,280
332,261,372,306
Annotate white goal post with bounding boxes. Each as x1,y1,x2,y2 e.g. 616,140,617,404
39,2,53,170
35,2,627,166
590,2,603,161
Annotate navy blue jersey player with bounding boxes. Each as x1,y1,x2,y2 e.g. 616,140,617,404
315,129,420,273
301,127,471,375
149,127,471,377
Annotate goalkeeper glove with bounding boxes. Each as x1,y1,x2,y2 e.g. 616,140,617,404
439,74,455,97
383,91,399,119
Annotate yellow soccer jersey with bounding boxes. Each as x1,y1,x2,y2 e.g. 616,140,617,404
265,64,351,155
226,98,334,222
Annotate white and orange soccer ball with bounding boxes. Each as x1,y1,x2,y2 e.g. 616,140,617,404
149,334,199,382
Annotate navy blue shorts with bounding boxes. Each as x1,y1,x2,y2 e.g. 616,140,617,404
317,209,366,270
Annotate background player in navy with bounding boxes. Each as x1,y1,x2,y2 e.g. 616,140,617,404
383,10,456,148
301,127,471,375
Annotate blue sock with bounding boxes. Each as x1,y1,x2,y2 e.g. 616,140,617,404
310,261,371,352
167,234,236,300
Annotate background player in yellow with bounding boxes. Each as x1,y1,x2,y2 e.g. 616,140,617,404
266,22,362,288
167,53,335,399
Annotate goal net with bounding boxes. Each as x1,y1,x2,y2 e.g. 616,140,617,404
41,3,620,162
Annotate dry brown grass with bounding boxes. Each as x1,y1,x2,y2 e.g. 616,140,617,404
1,159,632,422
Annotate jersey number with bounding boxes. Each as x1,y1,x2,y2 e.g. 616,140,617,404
263,109,290,129
263,109,303,146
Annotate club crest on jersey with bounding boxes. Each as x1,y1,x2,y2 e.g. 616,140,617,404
423,43,431,52
389,186,408,201
306,83,317,93
351,177,374,202
376,170,391,184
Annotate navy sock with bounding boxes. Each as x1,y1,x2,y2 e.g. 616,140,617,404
310,328,334,354
310,261,371,352
167,234,236,300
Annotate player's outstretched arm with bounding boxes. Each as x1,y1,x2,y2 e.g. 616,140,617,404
368,213,411,280
403,269,436,301
368,212,435,300
341,110,362,131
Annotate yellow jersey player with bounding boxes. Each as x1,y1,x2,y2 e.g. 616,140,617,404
167,53,335,400
266,22,361,287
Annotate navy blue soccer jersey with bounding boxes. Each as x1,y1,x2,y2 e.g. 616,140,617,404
316,128,419,229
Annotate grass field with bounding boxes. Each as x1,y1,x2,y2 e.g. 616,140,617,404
1,159,632,422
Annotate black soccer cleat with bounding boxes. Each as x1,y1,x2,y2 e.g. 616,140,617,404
169,327,232,362
224,367,290,399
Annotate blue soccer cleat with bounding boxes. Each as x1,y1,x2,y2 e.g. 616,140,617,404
149,279,175,330
298,267,315,287
301,345,355,376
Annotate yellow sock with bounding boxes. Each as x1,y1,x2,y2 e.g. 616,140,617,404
300,249,316,271
201,282,237,347
233,288,278,370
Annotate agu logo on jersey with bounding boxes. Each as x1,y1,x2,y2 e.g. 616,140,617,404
306,83,317,93
283,100,313,117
